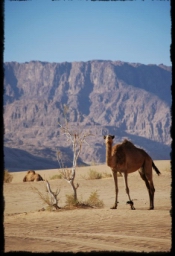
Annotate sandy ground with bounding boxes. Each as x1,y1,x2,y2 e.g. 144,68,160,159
4,161,172,253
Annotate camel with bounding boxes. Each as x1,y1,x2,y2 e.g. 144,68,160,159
23,170,44,182
104,135,161,210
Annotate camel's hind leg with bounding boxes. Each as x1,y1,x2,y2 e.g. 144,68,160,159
139,167,155,210
123,172,135,210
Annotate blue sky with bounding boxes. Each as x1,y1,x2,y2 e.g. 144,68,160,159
4,0,171,66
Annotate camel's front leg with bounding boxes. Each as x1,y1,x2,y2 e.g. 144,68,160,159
123,172,135,210
111,170,118,209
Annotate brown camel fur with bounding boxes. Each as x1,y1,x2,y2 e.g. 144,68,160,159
23,170,44,182
104,135,161,210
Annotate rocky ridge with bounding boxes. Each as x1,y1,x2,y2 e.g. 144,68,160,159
3,60,172,171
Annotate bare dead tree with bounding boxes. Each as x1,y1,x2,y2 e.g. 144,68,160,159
45,179,60,209
56,105,93,201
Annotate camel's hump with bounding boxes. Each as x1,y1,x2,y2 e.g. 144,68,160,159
122,139,135,147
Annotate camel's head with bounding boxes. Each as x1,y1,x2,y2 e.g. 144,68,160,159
27,170,35,174
104,135,115,144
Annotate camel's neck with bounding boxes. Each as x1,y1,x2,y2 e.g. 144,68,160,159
106,142,113,167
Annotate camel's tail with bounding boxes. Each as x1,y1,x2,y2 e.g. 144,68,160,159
152,161,161,176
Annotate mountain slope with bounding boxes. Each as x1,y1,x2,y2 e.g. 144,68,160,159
3,60,172,171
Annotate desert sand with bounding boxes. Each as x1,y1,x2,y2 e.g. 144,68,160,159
4,161,172,253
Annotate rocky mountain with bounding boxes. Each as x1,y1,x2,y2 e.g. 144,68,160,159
3,60,172,171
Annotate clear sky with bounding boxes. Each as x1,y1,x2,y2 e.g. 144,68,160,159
4,0,171,66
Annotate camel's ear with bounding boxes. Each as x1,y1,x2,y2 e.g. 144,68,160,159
103,136,106,139
112,135,115,139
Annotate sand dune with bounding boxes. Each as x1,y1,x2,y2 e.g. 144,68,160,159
4,161,171,252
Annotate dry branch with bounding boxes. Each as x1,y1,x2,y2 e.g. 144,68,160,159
45,180,60,209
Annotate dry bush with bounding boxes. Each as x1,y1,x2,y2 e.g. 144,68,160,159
104,171,122,177
102,172,112,178
31,184,60,211
85,169,121,180
85,191,104,208
31,185,52,209
86,169,102,180
50,174,62,180
65,194,79,208
65,190,104,209
4,169,13,183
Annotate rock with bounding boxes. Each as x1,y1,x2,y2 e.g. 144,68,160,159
3,60,172,171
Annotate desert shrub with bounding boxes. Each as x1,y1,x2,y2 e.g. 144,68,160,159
86,191,104,208
87,169,102,180
4,169,13,183
102,172,112,178
50,174,62,180
65,194,79,207
31,184,60,210
105,172,123,178
65,191,104,209
31,186,51,206
104,171,122,177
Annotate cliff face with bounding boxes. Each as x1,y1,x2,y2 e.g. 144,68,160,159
3,60,172,171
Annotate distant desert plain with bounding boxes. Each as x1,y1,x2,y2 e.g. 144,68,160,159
4,160,172,253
